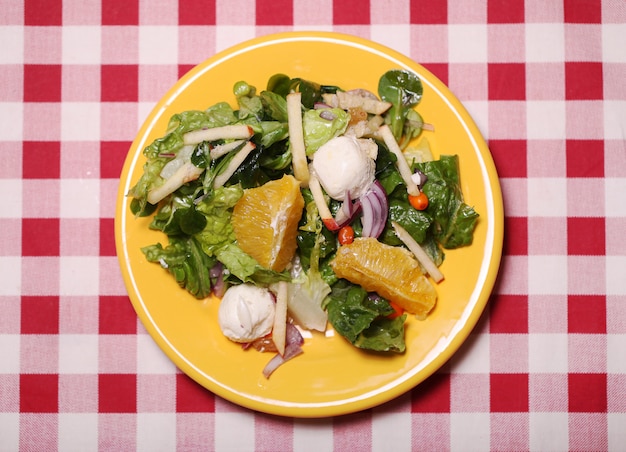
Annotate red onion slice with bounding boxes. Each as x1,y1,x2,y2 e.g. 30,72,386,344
360,181,388,238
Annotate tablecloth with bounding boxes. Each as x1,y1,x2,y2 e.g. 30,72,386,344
2,0,625,450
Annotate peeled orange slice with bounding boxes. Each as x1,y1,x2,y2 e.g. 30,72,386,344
331,237,437,319
232,175,304,272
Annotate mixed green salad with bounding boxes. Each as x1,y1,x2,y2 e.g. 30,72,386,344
128,69,479,367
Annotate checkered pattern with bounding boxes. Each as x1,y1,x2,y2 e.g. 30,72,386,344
1,0,625,450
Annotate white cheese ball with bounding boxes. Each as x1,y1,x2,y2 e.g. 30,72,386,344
218,284,275,343
311,136,375,201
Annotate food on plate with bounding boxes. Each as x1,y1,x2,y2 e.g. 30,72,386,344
331,237,437,320
129,69,479,377
218,284,276,342
232,174,304,272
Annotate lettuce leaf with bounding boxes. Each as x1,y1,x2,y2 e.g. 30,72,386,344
326,281,406,353
302,108,349,155
418,155,479,249
141,236,215,299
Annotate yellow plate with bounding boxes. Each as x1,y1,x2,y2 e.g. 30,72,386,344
115,32,503,418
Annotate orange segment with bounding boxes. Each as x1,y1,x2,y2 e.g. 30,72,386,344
330,237,437,319
232,175,304,272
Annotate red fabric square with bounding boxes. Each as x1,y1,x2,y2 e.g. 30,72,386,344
21,296,59,334
569,373,607,412
410,0,446,24
20,374,58,413
256,0,292,25
23,65,62,102
566,140,604,177
564,0,602,23
490,295,528,333
423,63,448,87
487,0,525,23
334,0,370,25
411,373,450,412
100,141,131,178
178,65,196,79
98,374,137,413
99,218,117,257
488,64,526,100
99,296,137,334
565,62,603,100
489,140,527,178
22,218,60,257
568,295,606,334
22,141,61,179
25,0,62,25
178,0,216,25
176,373,215,412
102,0,139,25
101,65,138,102
567,217,605,255
491,373,529,412
503,216,528,256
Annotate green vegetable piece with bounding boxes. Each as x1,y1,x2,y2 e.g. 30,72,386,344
378,69,423,141
266,73,292,97
326,282,406,353
302,108,349,155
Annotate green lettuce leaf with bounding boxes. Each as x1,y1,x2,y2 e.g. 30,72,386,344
141,236,215,299
326,281,406,353
302,108,349,155
418,155,479,249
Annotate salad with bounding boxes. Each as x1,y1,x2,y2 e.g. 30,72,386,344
128,69,479,377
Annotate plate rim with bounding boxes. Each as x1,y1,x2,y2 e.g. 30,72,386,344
115,30,504,417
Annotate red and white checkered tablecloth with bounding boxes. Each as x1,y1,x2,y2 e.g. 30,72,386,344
2,0,625,450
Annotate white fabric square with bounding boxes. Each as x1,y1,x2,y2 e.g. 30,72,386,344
139,26,178,65
293,417,334,452
136,334,177,374
61,102,100,141
609,413,626,451
448,25,487,63
605,178,626,217
0,103,23,141
527,178,567,217
214,412,255,451
602,24,626,63
606,256,626,295
0,27,23,64
526,101,566,139
461,100,489,139
0,258,20,296
603,101,626,140
0,413,19,451
530,413,569,451
59,256,99,296
0,180,22,219
215,26,255,53
528,255,568,295
62,26,101,64
0,335,20,372
137,413,176,451
58,413,98,451
529,333,568,373
607,335,626,373
372,412,411,452
60,179,100,219
58,334,98,373
448,333,490,373
450,413,490,452
371,25,411,57
525,24,565,62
